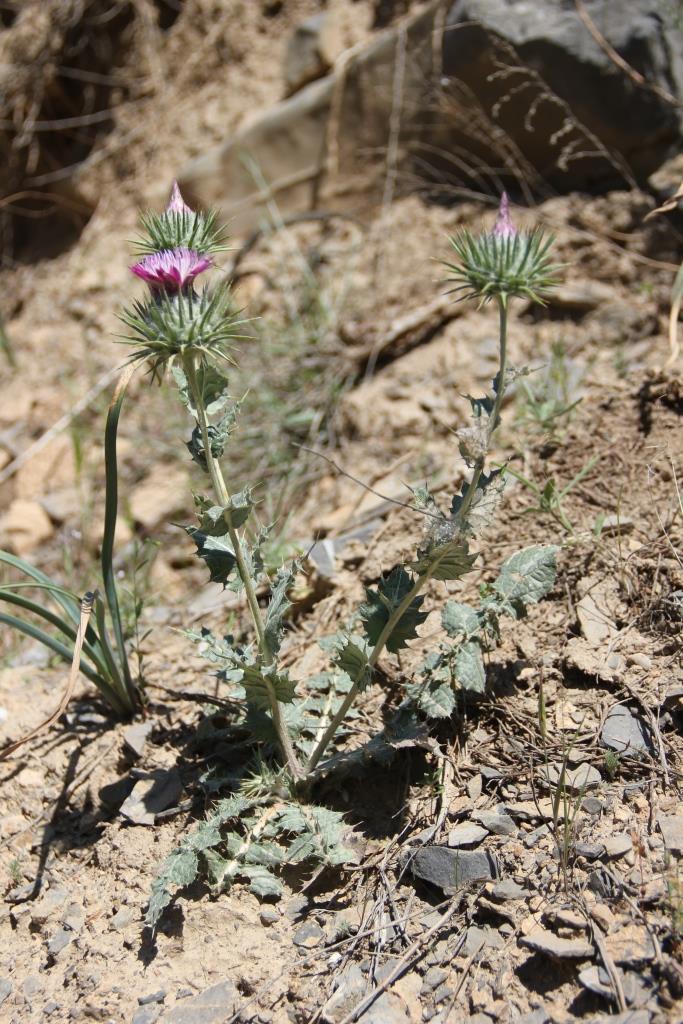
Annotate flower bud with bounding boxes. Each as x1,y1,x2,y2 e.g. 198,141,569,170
166,180,193,216
491,192,516,240
131,247,212,292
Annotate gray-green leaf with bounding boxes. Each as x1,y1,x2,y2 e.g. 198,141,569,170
442,600,480,640
454,640,486,694
493,545,559,606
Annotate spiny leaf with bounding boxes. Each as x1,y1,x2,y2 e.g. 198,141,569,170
186,522,237,586
451,468,506,535
242,865,285,899
172,363,230,418
413,530,476,582
186,402,241,469
360,567,428,652
442,600,480,640
454,640,486,694
405,676,456,719
493,545,558,607
264,564,297,656
330,635,372,687
241,665,296,710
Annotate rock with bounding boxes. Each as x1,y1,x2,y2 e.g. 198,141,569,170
139,991,167,1006
29,887,68,927
603,834,633,859
0,498,54,554
547,281,616,312
123,721,154,760
582,797,604,815
22,975,44,998
576,587,617,646
544,762,602,792
322,964,367,1022
284,894,308,921
259,908,279,927
406,847,499,894
447,824,488,848
462,925,504,957
119,769,183,826
605,924,656,965
575,841,606,860
444,0,683,188
433,983,454,1005
293,921,325,948
579,965,618,1001
421,967,448,993
284,15,330,95
601,705,653,756
47,927,73,956
516,1012,549,1024
473,811,516,836
129,466,188,531
160,980,239,1023
0,980,12,1006
133,1008,162,1024
524,825,550,848
110,906,134,931
360,992,411,1024
520,926,594,960
491,879,526,901
99,775,136,810
658,814,683,854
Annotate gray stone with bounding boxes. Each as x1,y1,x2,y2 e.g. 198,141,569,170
491,879,525,901
22,975,44,998
407,846,499,894
44,1001,61,1016
139,991,167,1006
0,980,12,1006
658,814,683,854
447,823,488,848
421,967,448,993
259,908,279,927
29,887,68,927
119,768,183,826
582,797,604,815
293,921,325,948
361,992,411,1024
520,926,594,960
47,927,73,956
62,902,84,933
544,762,602,792
284,15,330,96
322,965,367,1023
473,811,516,836
284,894,308,921
524,825,550,848
133,1007,162,1024
160,980,239,1023
433,983,454,1005
462,925,504,957
516,1012,550,1024
111,906,134,931
575,841,606,860
123,721,154,759
603,835,632,859
601,705,653,756
444,0,683,188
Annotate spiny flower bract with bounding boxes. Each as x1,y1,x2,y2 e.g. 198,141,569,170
131,247,213,291
445,194,560,304
134,181,227,256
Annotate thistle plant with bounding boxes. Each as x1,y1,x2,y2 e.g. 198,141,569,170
120,188,562,925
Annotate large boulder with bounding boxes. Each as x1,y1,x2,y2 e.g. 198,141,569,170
178,0,683,230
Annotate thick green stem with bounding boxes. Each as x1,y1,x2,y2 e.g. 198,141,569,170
304,295,511,778
183,353,303,780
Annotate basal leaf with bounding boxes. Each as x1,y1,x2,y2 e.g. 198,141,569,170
242,865,285,899
454,640,486,694
405,677,456,719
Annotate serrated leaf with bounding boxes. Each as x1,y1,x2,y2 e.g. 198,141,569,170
331,635,371,687
264,564,296,655
442,600,480,639
405,677,455,719
493,545,558,606
145,847,199,928
454,640,486,694
244,841,284,868
242,865,285,899
241,665,296,710
360,567,428,652
172,363,230,418
186,523,237,586
413,533,477,582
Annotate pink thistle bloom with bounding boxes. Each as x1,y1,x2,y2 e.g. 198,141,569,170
491,192,517,240
131,247,212,291
166,180,193,216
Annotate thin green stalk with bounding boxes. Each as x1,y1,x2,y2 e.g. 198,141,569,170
304,295,511,778
183,353,303,781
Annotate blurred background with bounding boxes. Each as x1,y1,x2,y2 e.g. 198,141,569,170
0,0,682,649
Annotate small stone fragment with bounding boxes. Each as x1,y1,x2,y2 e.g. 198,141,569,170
161,980,239,1023
491,879,526,901
123,721,154,759
111,906,134,930
601,705,652,756
47,927,73,956
0,980,12,1006
603,834,632,859
474,811,517,836
138,991,167,1006
605,924,656,966
579,965,617,1001
407,847,499,894
259,908,279,927
285,894,308,921
0,499,54,554
582,797,603,815
524,825,550,848
132,1007,162,1024
119,768,183,826
658,814,683,854
293,921,325,949
520,926,594,960
462,925,505,957
575,841,606,860
447,824,488,848
544,762,602,791
421,967,448,993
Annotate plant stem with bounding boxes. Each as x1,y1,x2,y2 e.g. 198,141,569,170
183,353,303,780
304,295,511,778
455,295,508,525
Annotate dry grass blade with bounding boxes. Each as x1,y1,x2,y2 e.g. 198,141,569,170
0,591,96,762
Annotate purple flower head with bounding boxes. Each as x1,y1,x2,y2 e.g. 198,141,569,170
491,192,517,240
166,180,193,216
130,247,212,291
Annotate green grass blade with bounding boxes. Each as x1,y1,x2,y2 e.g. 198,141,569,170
0,589,110,679
0,612,104,689
0,551,82,628
102,365,138,708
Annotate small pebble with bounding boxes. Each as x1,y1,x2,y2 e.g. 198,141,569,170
292,921,324,949
138,990,166,1006
582,797,603,815
574,841,605,860
260,908,279,927
421,967,448,993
